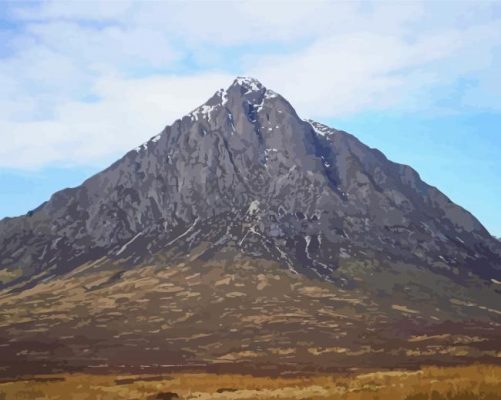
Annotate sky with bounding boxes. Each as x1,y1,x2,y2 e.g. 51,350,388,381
0,0,500,237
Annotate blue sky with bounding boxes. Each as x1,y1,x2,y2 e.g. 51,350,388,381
0,1,500,237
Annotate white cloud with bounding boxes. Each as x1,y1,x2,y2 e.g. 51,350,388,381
252,23,501,118
0,73,232,169
14,0,133,21
0,1,500,169
25,22,180,69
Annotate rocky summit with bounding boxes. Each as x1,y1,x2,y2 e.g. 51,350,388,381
1,77,500,375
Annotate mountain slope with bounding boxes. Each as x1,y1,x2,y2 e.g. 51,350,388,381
0,77,500,375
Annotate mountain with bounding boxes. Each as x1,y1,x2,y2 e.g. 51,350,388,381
1,77,500,376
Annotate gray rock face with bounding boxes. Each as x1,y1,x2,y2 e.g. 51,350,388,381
1,77,500,288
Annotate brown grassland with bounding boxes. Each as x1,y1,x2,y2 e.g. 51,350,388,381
1,364,501,400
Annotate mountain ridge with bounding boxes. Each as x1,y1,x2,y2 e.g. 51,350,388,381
2,76,499,286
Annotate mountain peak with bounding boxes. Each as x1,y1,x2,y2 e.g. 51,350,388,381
1,77,499,292
231,76,265,92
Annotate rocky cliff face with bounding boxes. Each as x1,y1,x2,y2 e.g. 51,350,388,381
1,77,500,374
1,77,499,289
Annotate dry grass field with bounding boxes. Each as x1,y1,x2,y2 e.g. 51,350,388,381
0,364,500,400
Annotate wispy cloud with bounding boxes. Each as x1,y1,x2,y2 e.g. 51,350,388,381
0,0,500,169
